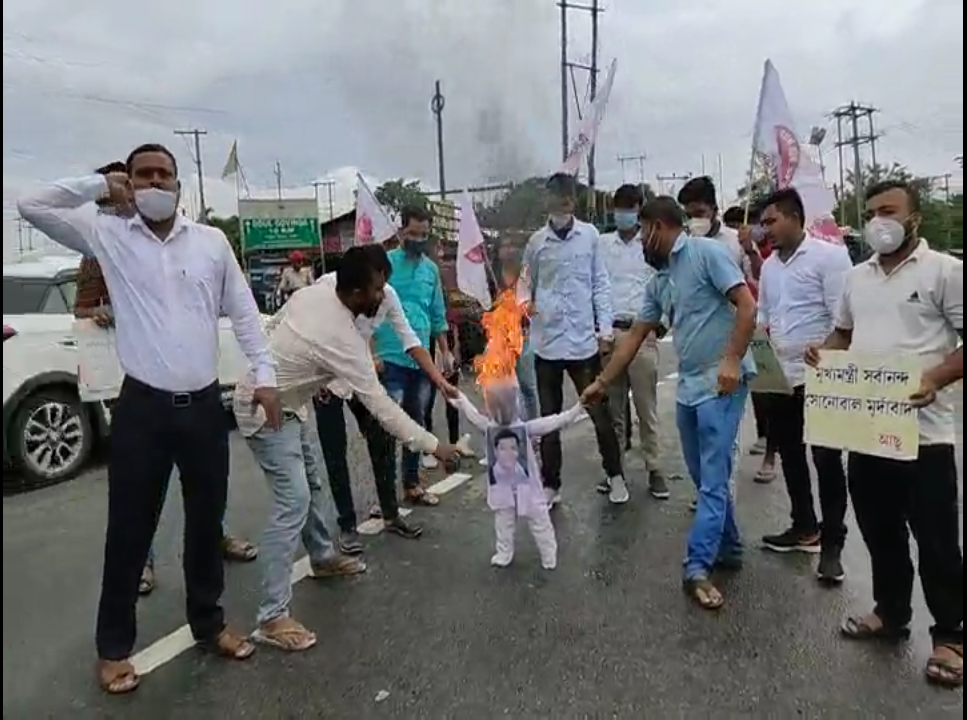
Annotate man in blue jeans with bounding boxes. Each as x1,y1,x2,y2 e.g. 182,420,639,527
372,205,452,506
582,196,756,610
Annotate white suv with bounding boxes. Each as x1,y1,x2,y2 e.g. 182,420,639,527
3,253,253,488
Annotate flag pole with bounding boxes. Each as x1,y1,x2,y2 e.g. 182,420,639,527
744,60,770,223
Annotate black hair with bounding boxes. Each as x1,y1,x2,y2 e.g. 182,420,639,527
400,204,431,228
545,172,578,198
677,176,717,207
722,206,746,226
760,187,805,228
613,183,644,209
360,242,392,279
96,161,126,175
492,428,520,447
639,196,684,228
865,179,921,213
335,246,380,294
125,143,178,175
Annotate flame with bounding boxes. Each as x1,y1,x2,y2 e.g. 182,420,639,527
473,289,525,385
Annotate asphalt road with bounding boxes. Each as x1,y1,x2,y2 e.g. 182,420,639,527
3,348,962,718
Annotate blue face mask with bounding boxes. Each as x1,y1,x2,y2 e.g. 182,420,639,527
404,237,427,255
614,211,638,231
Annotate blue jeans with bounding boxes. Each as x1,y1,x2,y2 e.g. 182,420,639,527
677,385,749,580
381,362,432,490
516,337,539,421
246,415,337,625
145,519,228,567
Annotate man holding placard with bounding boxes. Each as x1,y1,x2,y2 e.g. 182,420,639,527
805,179,962,689
755,188,854,584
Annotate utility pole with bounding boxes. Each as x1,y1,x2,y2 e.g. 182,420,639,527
558,1,604,166
431,80,446,197
559,1,569,161
656,173,691,196
312,180,336,220
274,161,282,199
831,102,880,228
940,173,952,247
587,0,600,195
174,128,207,221
617,152,647,189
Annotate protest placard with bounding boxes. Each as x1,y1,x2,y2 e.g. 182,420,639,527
75,319,123,401
804,350,920,460
748,329,792,394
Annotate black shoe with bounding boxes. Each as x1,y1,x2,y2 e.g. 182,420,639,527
338,531,363,555
761,528,821,554
817,548,845,584
385,517,422,539
595,478,611,494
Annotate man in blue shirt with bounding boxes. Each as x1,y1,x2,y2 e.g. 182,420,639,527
372,205,452,506
582,196,757,610
523,173,625,507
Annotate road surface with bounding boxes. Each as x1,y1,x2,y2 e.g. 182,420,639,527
3,347,962,717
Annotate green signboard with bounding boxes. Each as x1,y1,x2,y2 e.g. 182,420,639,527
241,217,318,252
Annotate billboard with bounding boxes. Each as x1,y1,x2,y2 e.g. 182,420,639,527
238,198,319,253
428,198,458,243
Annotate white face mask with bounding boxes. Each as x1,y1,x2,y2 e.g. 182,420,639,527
686,217,712,237
134,188,178,222
863,217,906,255
548,213,572,229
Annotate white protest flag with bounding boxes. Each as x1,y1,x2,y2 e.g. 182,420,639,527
220,140,239,179
354,173,396,245
752,60,842,243
456,192,491,309
560,58,617,176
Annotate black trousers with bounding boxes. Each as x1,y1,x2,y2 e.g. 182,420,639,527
771,386,848,547
535,353,622,488
96,377,229,660
848,444,962,645
425,344,460,443
751,392,778,453
314,395,400,532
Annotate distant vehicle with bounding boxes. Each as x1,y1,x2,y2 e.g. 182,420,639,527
2,253,255,488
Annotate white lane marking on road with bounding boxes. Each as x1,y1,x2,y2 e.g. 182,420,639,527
130,469,472,676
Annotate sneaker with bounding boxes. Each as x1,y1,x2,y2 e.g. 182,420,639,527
761,528,821,554
544,487,561,508
608,476,629,504
421,454,439,469
338,531,363,555
491,551,513,567
648,472,670,499
384,517,423,539
478,457,489,467
817,548,845,584
595,477,611,494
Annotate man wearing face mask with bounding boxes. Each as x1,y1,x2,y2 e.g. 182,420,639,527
521,173,624,506
17,143,282,693
755,188,853,582
371,205,453,507
582,196,757,610
598,184,668,499
806,180,963,688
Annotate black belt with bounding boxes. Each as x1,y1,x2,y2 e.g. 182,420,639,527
613,318,634,330
123,376,219,408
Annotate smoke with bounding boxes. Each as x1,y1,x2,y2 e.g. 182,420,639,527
325,0,559,189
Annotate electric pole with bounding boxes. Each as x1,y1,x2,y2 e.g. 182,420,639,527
559,1,569,161
313,180,336,220
939,173,952,247
831,102,880,228
558,0,604,169
174,128,207,221
618,153,647,190
656,173,691,196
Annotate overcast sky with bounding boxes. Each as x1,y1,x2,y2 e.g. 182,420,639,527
3,0,963,258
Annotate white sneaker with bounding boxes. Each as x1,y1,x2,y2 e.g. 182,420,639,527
608,476,629,504
478,457,489,467
544,487,561,508
455,433,475,457
421,454,439,469
491,551,513,567
541,556,557,570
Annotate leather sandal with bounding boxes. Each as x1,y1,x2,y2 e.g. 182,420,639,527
925,643,962,687
97,659,139,694
200,628,256,660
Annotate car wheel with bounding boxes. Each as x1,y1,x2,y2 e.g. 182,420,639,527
10,388,93,487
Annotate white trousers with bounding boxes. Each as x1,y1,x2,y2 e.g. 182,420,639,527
493,507,557,569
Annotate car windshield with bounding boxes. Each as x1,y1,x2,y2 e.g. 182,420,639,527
2,278,49,314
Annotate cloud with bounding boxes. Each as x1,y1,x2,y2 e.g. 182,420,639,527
3,0,962,259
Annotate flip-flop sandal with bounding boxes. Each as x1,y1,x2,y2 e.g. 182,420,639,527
754,467,776,483
98,661,140,694
138,568,155,595
222,537,258,562
683,578,724,610
405,489,440,506
310,555,367,578
840,614,910,641
251,624,317,652
925,644,962,687
200,629,256,660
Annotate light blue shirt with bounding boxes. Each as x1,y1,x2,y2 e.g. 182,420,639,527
373,249,447,369
639,234,756,406
600,229,655,320
523,219,613,360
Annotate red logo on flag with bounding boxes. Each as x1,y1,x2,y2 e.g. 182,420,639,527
355,214,373,243
775,126,800,188
809,216,843,244
464,244,486,263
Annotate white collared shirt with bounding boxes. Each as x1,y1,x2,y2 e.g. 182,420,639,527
836,240,962,445
709,224,753,278
17,176,275,392
757,236,853,386
599,229,654,320
232,281,438,451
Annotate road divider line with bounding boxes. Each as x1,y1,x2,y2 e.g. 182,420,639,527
131,469,474,676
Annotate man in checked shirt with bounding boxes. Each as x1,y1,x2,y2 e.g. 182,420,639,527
74,161,258,595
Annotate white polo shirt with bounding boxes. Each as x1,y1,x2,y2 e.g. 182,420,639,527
835,240,962,445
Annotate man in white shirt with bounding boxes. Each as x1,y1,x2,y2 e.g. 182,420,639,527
755,189,853,582
233,246,461,652
807,180,962,689
314,243,456,552
17,144,281,694
599,184,668,499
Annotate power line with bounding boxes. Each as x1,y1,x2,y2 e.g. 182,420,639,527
558,0,604,171
617,152,647,189
831,102,881,228
173,129,207,221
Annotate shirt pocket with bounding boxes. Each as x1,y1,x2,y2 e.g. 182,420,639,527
177,256,220,312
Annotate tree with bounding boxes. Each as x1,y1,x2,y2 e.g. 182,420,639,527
208,215,242,260
374,179,428,215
